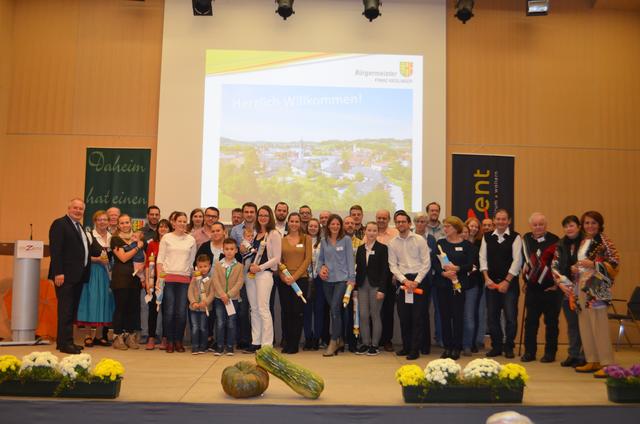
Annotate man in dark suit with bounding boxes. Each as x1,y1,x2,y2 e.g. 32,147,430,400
48,198,91,354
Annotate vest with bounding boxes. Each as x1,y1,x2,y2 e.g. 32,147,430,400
484,231,519,282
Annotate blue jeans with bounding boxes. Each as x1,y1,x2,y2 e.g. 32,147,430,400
562,297,584,359
322,281,346,341
214,298,238,349
463,285,487,349
163,282,189,343
304,276,325,340
189,310,208,352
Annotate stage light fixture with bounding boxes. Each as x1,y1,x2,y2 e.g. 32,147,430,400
276,0,294,20
363,0,381,22
527,0,549,16
454,0,474,24
192,0,213,16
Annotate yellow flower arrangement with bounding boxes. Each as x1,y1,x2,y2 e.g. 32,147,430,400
92,358,125,382
395,365,426,387
0,355,22,377
499,363,529,385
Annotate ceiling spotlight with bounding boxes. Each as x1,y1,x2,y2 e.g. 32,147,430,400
276,0,294,20
192,0,213,16
454,0,474,24
363,0,381,22
527,0,549,16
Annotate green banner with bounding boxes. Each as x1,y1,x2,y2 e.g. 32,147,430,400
84,148,151,229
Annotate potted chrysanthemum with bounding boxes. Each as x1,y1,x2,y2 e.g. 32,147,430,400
396,358,527,403
0,352,124,399
603,364,640,403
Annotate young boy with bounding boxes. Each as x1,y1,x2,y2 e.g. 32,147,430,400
124,230,146,281
212,238,244,356
188,254,215,354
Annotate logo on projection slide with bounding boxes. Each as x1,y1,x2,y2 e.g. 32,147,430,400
399,62,413,78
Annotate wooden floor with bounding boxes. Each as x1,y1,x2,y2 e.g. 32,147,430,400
1,342,639,405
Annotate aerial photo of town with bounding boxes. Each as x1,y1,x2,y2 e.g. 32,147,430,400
217,137,411,212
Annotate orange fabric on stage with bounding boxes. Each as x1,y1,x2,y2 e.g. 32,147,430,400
2,279,57,341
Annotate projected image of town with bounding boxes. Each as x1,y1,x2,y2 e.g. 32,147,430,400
217,84,412,212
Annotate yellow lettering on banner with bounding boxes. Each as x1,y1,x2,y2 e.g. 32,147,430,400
474,169,491,212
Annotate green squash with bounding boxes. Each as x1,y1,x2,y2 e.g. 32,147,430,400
221,361,269,398
255,345,324,399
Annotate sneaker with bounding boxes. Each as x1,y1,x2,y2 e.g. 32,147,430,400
355,345,369,355
214,346,224,356
366,346,380,356
226,347,235,356
191,350,199,355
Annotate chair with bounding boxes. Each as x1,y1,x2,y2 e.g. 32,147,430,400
608,286,640,351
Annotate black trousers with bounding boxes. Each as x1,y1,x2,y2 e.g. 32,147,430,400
55,281,84,348
524,288,563,357
380,274,396,345
437,286,465,351
112,288,140,334
487,284,520,351
396,280,427,354
236,285,251,347
277,277,309,352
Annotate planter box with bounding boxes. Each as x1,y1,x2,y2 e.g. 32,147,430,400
402,385,523,403
0,379,121,399
607,385,640,403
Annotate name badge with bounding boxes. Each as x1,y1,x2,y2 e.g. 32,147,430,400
537,237,545,242
455,247,463,252
336,246,344,252
405,291,414,304
296,244,304,248
368,250,375,255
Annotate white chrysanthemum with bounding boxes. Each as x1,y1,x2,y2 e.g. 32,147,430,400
20,351,59,371
424,358,461,386
58,353,91,379
462,358,501,379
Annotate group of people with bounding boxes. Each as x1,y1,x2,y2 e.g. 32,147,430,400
49,198,620,377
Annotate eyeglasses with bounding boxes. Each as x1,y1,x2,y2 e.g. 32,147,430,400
205,215,218,219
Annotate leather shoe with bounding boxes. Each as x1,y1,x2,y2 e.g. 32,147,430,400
540,354,555,363
74,344,84,350
520,353,536,362
440,349,451,359
504,349,515,359
406,352,419,360
166,343,174,353
384,342,394,352
59,345,81,354
450,349,461,360
175,342,186,353
486,348,502,357
561,356,577,367
396,349,409,356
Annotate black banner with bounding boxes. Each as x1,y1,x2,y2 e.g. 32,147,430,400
84,148,151,229
451,154,515,222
